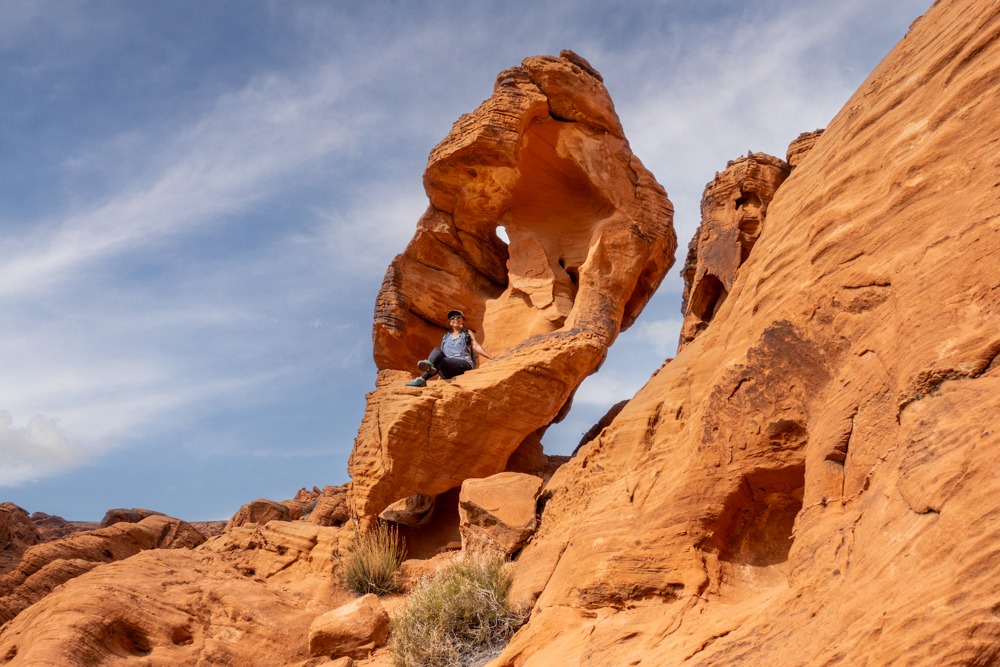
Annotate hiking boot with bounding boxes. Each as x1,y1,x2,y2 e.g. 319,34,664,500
417,360,437,375
406,377,427,387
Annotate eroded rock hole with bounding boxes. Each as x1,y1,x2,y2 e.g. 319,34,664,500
700,465,806,599
707,465,805,569
690,274,728,324
387,487,462,560
101,620,152,657
734,191,762,211
171,625,194,646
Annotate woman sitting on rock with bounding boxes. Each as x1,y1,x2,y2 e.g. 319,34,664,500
406,309,493,387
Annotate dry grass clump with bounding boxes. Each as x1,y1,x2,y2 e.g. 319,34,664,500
391,549,529,667
344,521,407,596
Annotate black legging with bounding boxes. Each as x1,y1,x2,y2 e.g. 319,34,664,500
419,347,473,380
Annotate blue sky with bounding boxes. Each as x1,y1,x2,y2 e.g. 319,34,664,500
0,0,929,521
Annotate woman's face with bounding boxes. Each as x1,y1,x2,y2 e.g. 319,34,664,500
450,316,464,327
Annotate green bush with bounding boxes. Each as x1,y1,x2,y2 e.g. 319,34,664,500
392,549,529,667
344,521,407,596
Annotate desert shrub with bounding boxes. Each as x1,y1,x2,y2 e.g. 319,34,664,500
344,521,407,596
391,549,529,667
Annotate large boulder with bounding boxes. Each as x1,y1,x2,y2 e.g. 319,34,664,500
349,50,675,526
307,594,390,660
459,472,543,556
496,1,1000,664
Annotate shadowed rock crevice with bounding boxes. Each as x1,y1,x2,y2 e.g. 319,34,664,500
701,465,805,598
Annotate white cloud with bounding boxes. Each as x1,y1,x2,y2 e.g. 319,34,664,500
0,411,108,485
633,318,683,359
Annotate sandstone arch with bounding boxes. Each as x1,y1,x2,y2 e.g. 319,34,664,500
350,51,676,527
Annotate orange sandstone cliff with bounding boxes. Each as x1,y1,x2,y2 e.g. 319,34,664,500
494,0,1000,664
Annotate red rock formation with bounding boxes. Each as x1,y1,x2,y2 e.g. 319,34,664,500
458,472,543,555
99,507,163,527
0,514,205,625
308,594,390,660
0,504,38,576
786,128,825,169
679,151,790,350
29,512,98,542
0,549,322,666
497,0,1000,664
350,50,675,528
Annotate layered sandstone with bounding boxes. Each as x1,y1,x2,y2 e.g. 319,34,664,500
0,549,324,666
785,128,824,169
0,494,358,665
0,504,38,576
0,514,205,625
497,0,1000,664
350,51,675,526
679,151,790,350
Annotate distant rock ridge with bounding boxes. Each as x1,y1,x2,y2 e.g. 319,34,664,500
349,50,676,531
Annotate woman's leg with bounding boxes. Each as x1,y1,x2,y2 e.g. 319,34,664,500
417,348,446,381
437,356,474,379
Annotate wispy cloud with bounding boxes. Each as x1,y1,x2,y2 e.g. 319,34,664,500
1,66,360,299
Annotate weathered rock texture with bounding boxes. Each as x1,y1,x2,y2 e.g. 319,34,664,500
0,549,323,666
28,512,98,542
497,1,1000,664
308,594,390,659
0,504,38,576
679,151,790,350
785,128,825,169
0,491,357,665
350,50,675,527
99,507,163,527
0,514,205,626
459,472,543,556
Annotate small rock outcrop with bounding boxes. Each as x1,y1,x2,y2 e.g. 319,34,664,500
99,507,163,527
0,503,39,575
308,594,390,660
785,128,825,169
679,151,790,349
28,512,98,542
459,472,543,556
350,50,675,528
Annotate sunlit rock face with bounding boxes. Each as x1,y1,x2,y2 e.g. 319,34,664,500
351,50,675,526
679,151,790,350
0,515,205,625
495,1,1000,665
785,128,824,169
